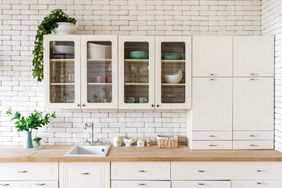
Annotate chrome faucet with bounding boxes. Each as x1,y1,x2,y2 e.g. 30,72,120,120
84,122,101,146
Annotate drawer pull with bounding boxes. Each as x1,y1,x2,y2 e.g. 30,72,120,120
250,135,256,137
250,73,257,76
197,183,205,186
17,170,28,173
138,183,147,186
257,182,263,185
138,170,146,173
197,170,206,173
256,169,264,173
209,135,217,138
0,184,10,186
36,184,46,186
209,144,217,147
80,172,90,175
210,78,215,81
209,73,215,76
250,144,259,147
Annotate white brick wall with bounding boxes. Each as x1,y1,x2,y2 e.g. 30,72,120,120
261,0,282,151
0,0,261,145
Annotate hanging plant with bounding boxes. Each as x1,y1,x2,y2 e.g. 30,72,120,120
32,9,77,81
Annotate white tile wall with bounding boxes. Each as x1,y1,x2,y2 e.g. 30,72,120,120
0,0,262,145
261,0,282,151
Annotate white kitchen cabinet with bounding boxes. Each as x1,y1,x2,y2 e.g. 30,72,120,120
81,35,118,109
234,36,274,77
44,35,81,109
192,78,232,131
118,36,155,109
44,35,118,109
172,181,231,188
59,163,110,188
233,78,274,131
193,36,233,77
112,181,170,188
232,181,282,188
155,36,192,109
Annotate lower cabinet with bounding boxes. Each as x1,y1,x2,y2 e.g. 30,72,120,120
0,181,58,188
112,181,170,188
172,181,231,188
59,163,110,188
232,181,282,188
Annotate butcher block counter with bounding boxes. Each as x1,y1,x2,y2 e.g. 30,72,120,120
1,145,282,162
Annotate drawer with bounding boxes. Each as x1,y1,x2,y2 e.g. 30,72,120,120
233,141,273,149
232,181,282,188
233,131,273,140
112,181,170,188
192,131,232,141
172,181,231,188
25,181,58,188
0,182,21,188
171,162,282,180
111,162,170,180
0,163,58,181
190,141,232,149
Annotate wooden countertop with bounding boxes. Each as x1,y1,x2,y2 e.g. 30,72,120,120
1,145,282,162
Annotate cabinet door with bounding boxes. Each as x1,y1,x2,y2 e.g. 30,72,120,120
44,35,81,109
25,181,58,188
232,181,282,188
112,181,170,188
193,36,233,77
119,36,155,109
155,36,192,109
234,36,274,77
192,78,232,131
172,181,231,188
59,163,110,188
81,35,118,109
233,78,274,131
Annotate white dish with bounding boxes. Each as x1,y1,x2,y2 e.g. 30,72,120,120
123,137,136,147
52,22,77,35
164,70,183,83
88,43,112,59
53,45,74,54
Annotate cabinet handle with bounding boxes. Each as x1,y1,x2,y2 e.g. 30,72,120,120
0,184,10,186
250,135,256,137
80,172,90,175
36,183,46,186
256,169,264,173
77,104,80,107
250,73,257,76
17,170,28,173
257,182,263,185
197,183,205,186
197,170,206,173
138,170,146,173
209,144,217,147
209,135,217,138
251,144,259,147
250,78,256,81
138,183,147,186
209,73,215,76
210,78,215,81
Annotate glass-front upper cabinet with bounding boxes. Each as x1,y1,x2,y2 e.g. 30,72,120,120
81,35,117,109
119,36,155,109
155,37,191,109
44,35,81,108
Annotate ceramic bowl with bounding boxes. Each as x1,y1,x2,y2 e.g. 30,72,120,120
164,70,183,84
88,43,112,59
52,22,77,35
53,45,74,54
129,51,148,59
123,137,136,147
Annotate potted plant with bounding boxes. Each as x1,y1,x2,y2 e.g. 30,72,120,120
33,9,77,81
33,137,43,148
6,109,56,149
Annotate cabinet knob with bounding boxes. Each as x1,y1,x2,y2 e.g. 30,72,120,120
77,104,80,107
0,184,10,186
151,104,154,107
138,170,146,173
197,183,205,186
36,184,46,186
17,170,28,173
156,104,160,107
82,104,86,107
138,183,146,186
197,170,206,173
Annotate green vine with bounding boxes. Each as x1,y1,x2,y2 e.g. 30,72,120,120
32,9,77,81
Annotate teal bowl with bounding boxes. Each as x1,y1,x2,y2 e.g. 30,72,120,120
163,54,181,60
129,51,148,59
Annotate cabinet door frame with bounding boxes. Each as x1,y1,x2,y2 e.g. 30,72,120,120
81,35,118,109
44,35,81,109
155,36,192,109
118,36,155,109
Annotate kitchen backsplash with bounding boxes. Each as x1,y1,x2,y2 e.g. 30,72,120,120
0,0,263,145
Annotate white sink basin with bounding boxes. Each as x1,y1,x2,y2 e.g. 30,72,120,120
64,145,110,157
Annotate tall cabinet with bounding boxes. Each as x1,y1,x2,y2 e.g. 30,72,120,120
191,36,274,150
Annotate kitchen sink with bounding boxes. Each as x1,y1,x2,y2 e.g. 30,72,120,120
64,145,110,157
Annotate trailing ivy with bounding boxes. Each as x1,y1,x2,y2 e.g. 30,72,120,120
32,9,77,81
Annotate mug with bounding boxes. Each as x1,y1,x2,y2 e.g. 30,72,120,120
113,136,123,147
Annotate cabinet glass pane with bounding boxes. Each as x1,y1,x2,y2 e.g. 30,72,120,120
124,42,149,104
87,41,112,103
49,41,75,103
161,42,185,103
